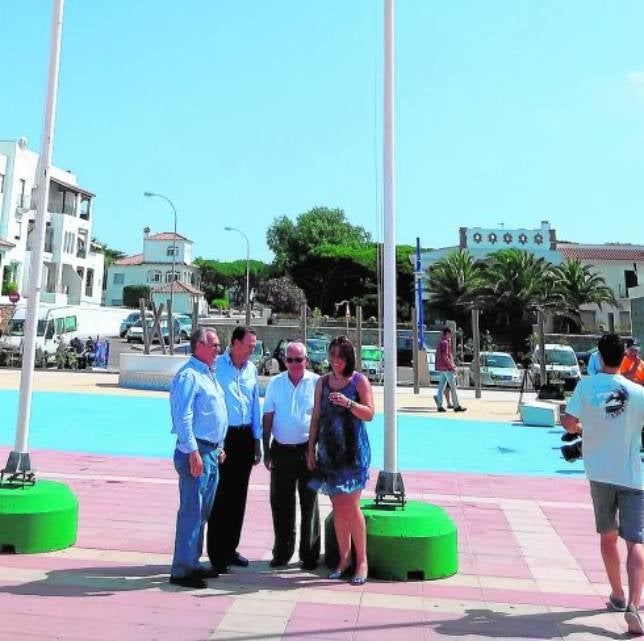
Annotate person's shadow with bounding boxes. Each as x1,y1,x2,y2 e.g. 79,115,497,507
431,607,629,639
0,560,325,599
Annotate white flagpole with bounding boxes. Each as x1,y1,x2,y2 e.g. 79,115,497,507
383,0,397,473
6,0,65,474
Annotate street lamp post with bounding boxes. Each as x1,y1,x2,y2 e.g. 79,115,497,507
144,191,177,352
224,226,251,326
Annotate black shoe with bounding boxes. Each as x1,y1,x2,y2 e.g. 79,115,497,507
211,560,230,574
169,574,207,589
194,563,220,579
229,552,249,567
300,559,319,571
561,432,579,442
269,557,289,568
437,407,447,413
454,406,466,412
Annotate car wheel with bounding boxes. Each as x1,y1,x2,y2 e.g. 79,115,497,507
120,331,126,338
126,337,131,343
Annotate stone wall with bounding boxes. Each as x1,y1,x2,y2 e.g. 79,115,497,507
0,304,16,333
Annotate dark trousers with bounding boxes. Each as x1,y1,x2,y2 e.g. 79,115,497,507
207,426,255,565
270,441,320,564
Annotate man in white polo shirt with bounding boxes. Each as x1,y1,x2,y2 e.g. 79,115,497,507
262,341,320,571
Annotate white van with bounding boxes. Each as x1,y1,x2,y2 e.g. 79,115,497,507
1,304,124,364
531,344,581,390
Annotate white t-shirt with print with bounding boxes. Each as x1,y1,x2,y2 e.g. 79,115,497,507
566,373,644,490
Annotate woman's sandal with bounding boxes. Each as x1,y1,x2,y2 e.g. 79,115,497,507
327,566,350,580
350,574,367,586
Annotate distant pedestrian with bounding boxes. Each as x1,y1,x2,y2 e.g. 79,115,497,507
169,329,227,589
562,333,644,634
263,341,320,570
433,327,466,413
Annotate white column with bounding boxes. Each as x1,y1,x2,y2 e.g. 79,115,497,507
11,0,65,464
383,0,397,473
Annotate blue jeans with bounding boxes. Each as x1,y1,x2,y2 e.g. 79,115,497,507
171,443,219,578
437,371,460,408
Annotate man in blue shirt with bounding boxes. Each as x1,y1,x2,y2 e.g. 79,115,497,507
170,328,228,589
207,326,262,573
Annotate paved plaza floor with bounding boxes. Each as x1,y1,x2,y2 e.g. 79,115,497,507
0,371,637,640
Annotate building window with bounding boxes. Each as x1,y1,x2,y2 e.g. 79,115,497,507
113,273,124,285
14,221,21,241
167,245,177,256
17,179,26,208
85,268,94,297
147,270,162,283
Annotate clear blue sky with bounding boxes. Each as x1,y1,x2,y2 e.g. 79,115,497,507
2,1,644,263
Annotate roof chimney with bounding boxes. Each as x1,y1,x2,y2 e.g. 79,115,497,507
143,226,150,239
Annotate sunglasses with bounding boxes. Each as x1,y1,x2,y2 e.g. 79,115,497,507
286,357,305,363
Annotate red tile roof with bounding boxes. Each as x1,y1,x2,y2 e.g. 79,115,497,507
114,253,144,266
153,281,203,295
148,232,192,242
559,245,644,261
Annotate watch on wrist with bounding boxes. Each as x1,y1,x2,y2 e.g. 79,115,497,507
347,399,353,409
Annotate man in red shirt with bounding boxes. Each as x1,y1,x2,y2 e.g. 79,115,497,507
433,327,466,413
620,339,644,386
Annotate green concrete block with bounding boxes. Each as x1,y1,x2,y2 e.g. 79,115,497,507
0,480,78,553
325,499,458,581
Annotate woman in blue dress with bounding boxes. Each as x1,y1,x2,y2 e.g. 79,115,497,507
307,336,375,585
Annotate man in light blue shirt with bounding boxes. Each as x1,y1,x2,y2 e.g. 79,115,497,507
207,326,261,573
588,349,601,376
169,328,227,589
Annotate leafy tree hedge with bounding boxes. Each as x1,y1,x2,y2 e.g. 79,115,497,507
123,285,151,308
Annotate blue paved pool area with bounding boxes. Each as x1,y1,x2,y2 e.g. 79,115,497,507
0,389,587,477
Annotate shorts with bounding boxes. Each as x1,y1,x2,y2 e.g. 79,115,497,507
589,481,644,543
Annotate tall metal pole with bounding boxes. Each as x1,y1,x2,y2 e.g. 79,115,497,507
383,0,397,473
5,0,64,474
143,191,178,352
224,226,251,326
415,237,425,349
472,308,481,399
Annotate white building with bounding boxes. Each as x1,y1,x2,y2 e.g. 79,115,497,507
0,137,104,306
557,243,644,333
418,221,641,334
106,229,205,315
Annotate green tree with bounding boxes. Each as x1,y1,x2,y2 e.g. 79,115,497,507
480,249,556,352
427,250,486,328
266,207,371,273
551,258,619,332
193,258,272,306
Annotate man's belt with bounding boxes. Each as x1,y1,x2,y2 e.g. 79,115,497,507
228,424,252,430
273,440,308,450
196,438,222,449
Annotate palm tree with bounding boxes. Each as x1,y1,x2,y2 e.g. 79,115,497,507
551,258,619,332
427,250,486,328
480,249,556,352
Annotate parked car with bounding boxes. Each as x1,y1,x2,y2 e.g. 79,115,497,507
120,311,153,338
306,336,330,374
126,318,186,344
426,348,441,383
250,339,265,370
531,344,581,390
360,345,383,382
469,351,521,388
